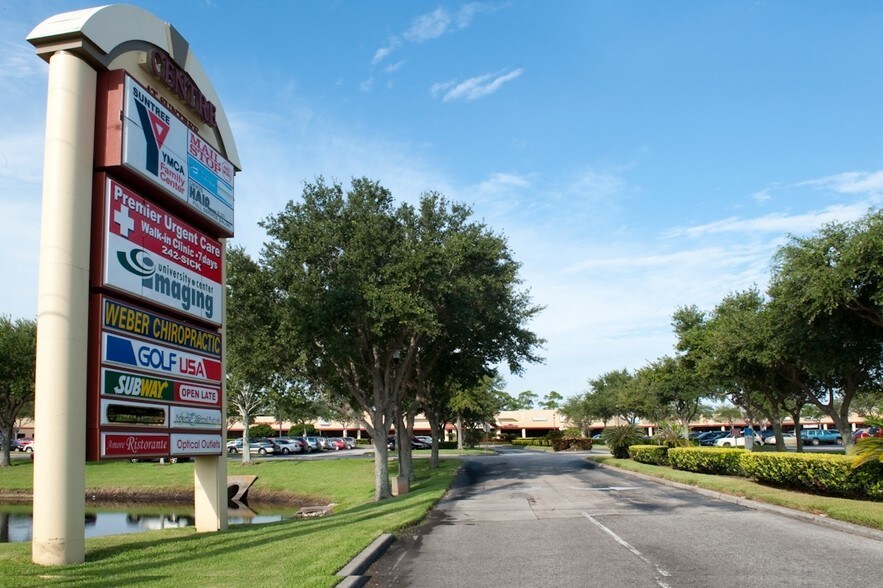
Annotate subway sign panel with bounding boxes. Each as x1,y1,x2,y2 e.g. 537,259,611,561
121,74,234,235
100,175,223,325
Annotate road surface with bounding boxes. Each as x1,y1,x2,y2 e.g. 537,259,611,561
365,447,882,587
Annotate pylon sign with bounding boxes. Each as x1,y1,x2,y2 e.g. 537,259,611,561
28,5,241,562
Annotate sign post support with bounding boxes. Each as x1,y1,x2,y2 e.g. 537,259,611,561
31,49,96,566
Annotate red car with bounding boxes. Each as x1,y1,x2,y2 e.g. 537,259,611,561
854,426,882,441
326,437,347,451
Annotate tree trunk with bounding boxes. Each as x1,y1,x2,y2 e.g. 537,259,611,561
427,415,441,469
456,414,464,450
241,412,253,465
0,424,12,467
394,408,413,485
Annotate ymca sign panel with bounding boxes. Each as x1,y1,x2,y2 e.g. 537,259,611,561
96,70,234,237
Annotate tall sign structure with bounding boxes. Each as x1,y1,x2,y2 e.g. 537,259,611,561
27,5,240,565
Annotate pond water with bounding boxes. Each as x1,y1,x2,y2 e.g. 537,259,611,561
0,502,300,543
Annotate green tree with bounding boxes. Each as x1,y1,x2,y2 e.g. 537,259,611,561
559,394,594,436
695,291,806,451
0,317,36,467
636,355,707,439
449,375,507,449
226,246,278,464
257,178,541,499
539,390,563,410
515,390,538,409
714,404,743,434
768,221,883,451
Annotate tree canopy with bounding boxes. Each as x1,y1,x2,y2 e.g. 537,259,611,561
232,178,542,498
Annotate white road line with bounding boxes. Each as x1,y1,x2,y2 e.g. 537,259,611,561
567,486,642,491
581,511,672,588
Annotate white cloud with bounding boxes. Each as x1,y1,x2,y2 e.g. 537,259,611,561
431,68,524,102
403,7,452,43
752,189,771,203
475,172,531,193
371,38,401,66
666,203,872,239
372,2,497,65
799,170,883,196
384,60,405,74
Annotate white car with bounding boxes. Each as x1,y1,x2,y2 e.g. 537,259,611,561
713,432,763,448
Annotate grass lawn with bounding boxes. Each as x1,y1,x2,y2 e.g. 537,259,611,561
0,458,459,587
589,454,883,531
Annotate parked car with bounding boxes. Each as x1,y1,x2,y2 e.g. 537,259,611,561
411,437,431,449
415,436,433,447
854,426,882,441
326,437,347,450
697,431,728,446
800,429,842,445
304,436,325,451
18,439,35,453
2,437,26,452
764,432,797,446
714,430,763,448
343,437,357,449
226,438,279,455
292,437,311,452
274,438,303,454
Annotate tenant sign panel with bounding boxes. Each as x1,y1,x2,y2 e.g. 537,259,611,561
91,297,223,459
121,74,235,235
100,175,223,325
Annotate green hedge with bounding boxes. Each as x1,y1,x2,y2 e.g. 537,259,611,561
512,438,552,447
629,445,669,465
552,437,593,451
740,452,883,499
667,447,746,476
660,447,883,500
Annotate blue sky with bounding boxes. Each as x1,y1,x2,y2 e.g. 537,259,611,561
3,1,883,400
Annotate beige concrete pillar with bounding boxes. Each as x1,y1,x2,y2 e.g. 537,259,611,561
32,50,96,566
194,242,227,532
194,455,228,532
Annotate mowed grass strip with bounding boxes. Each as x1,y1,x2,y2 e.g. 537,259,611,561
0,459,459,587
589,455,883,531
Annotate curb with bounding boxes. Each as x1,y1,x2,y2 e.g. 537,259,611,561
335,533,396,587
592,460,883,542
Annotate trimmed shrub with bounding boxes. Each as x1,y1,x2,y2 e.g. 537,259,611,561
512,438,551,447
629,444,669,465
668,447,745,476
552,437,593,451
741,452,883,499
248,424,276,438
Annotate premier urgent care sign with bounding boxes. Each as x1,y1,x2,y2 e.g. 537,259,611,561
28,5,241,562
